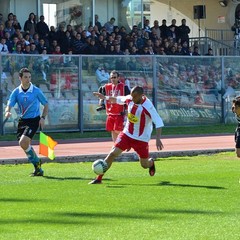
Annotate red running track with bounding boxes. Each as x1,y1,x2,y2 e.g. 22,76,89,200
0,134,235,161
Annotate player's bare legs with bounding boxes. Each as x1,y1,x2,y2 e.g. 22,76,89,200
19,135,31,151
19,135,43,176
89,147,123,184
111,130,121,143
105,146,123,168
139,157,156,176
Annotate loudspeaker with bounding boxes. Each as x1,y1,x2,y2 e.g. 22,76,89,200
193,5,206,19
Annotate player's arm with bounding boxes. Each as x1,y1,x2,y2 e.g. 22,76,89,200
38,90,49,128
155,127,164,151
98,86,106,106
4,90,17,118
93,92,130,104
147,103,164,151
4,105,12,118
39,103,48,129
93,92,117,103
41,103,48,119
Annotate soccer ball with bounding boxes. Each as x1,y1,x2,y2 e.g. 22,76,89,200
92,159,108,175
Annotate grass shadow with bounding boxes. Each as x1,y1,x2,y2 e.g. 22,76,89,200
54,211,161,220
107,181,226,189
0,198,47,202
0,218,88,225
43,176,114,182
158,181,226,189
105,183,156,187
146,208,225,215
106,185,125,188
43,176,92,181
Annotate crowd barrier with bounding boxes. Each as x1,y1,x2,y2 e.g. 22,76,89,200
0,54,239,134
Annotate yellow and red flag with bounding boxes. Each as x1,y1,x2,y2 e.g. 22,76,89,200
39,132,58,160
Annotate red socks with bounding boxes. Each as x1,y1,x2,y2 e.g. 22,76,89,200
96,175,103,181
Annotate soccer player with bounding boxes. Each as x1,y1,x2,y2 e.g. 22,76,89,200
97,70,130,142
4,67,48,176
89,86,164,184
232,96,240,157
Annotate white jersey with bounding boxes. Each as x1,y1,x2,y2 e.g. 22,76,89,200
116,95,164,142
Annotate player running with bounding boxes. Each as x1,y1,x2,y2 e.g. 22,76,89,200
89,85,164,184
4,67,48,176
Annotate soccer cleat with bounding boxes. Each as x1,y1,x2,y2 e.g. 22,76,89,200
88,178,102,184
149,158,156,176
30,160,44,177
30,168,44,177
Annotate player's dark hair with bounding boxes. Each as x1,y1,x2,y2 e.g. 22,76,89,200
232,96,240,112
19,68,31,77
131,86,144,95
110,70,119,77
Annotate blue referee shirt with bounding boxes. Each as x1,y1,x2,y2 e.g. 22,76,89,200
7,83,48,119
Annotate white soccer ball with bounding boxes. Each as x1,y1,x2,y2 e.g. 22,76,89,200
92,159,108,175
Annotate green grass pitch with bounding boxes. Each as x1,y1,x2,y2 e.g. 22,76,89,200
1,152,240,240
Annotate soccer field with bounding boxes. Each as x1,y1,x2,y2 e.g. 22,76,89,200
1,152,240,240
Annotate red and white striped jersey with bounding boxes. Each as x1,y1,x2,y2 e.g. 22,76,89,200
116,95,164,142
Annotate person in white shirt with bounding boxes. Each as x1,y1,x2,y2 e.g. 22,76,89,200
0,37,9,54
95,65,110,85
104,17,115,34
90,86,164,184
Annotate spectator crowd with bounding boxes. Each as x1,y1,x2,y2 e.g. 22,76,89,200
0,12,213,57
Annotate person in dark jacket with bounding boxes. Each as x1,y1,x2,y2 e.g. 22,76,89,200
24,12,37,38
178,19,191,45
36,15,49,45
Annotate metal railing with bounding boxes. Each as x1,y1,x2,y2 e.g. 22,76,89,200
204,28,240,55
189,36,240,56
205,28,234,43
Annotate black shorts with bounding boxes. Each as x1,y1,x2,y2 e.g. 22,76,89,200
235,126,240,148
17,116,40,141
